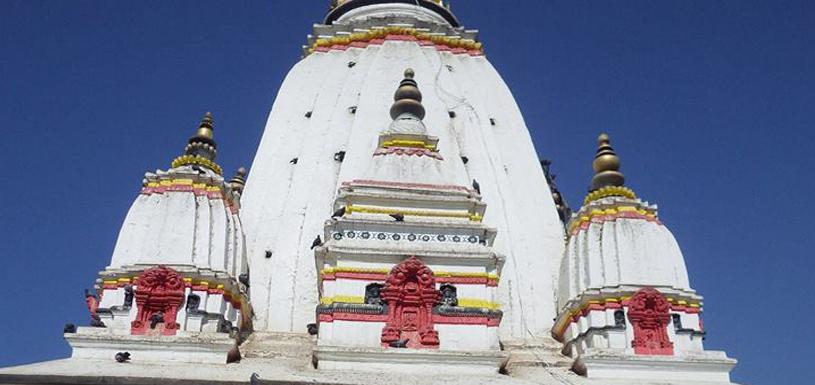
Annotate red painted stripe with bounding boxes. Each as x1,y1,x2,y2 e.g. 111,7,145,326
323,271,498,287
319,312,500,326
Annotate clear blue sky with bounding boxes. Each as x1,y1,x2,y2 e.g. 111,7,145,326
0,1,811,383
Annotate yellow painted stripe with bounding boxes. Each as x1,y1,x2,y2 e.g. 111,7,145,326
322,267,499,281
320,296,500,310
347,205,483,222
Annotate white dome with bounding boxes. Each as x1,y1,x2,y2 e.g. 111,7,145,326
557,196,692,308
109,165,247,278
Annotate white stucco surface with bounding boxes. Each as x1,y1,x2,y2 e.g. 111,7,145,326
108,166,246,278
241,37,565,342
558,197,692,307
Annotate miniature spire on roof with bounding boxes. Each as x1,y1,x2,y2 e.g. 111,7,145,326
391,68,424,120
382,68,430,136
170,112,223,175
584,133,636,204
591,133,624,191
229,167,247,194
374,69,439,154
186,112,217,160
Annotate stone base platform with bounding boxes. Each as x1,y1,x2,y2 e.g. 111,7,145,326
65,326,236,364
314,345,509,375
0,332,739,385
574,348,738,384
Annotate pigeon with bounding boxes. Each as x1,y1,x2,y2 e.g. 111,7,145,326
290,158,298,164
389,213,404,222
239,273,250,287
115,352,131,363
63,323,77,334
149,312,164,329
472,179,481,194
334,151,346,162
331,206,346,218
311,235,322,249
307,323,318,335
389,339,409,348
250,373,260,385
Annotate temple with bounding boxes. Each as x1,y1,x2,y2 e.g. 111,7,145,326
0,1,737,384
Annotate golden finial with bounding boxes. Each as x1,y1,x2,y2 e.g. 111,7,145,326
172,112,222,174
590,133,625,191
390,68,425,120
229,167,247,193
196,112,214,139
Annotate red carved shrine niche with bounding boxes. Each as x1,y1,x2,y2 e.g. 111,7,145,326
627,287,674,355
131,266,185,336
380,257,441,348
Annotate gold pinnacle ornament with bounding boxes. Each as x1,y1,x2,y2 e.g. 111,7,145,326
196,112,214,140
590,133,625,191
390,68,425,120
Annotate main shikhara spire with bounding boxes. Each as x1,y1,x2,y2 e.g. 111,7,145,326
0,2,737,385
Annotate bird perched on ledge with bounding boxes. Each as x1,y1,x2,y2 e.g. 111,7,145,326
311,235,322,249
114,352,130,363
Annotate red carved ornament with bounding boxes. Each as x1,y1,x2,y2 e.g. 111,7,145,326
131,266,185,336
380,257,441,348
627,287,674,355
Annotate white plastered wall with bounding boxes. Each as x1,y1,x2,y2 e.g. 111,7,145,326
242,40,564,340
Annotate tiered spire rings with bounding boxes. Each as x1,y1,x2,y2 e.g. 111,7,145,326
390,68,425,120
171,112,223,175
229,167,247,194
584,133,637,204
374,69,441,159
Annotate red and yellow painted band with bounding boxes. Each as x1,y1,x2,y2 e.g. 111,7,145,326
101,276,245,309
342,179,476,195
553,296,702,339
143,179,221,194
345,204,483,222
318,312,500,327
569,205,659,235
320,295,501,311
320,267,499,286
141,178,239,213
308,27,483,56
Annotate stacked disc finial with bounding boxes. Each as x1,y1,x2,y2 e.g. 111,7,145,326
390,68,425,120
229,167,247,194
590,133,625,191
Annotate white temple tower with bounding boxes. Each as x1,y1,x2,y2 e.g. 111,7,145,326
554,134,737,382
0,2,738,384
68,113,250,364
240,0,565,347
